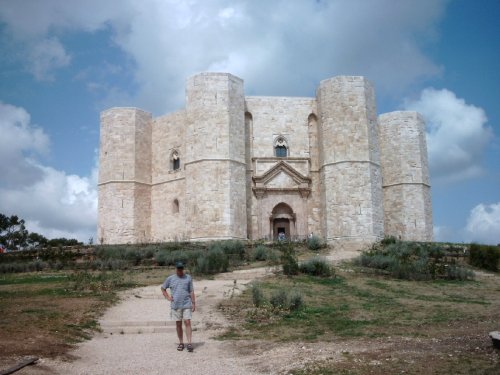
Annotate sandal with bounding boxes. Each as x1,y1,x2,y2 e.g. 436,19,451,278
177,343,184,351
187,344,194,352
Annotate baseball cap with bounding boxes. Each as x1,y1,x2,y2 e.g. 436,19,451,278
175,261,185,269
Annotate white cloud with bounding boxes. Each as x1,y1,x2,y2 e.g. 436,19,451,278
0,102,49,187
0,103,97,242
465,202,500,245
27,38,71,81
0,0,447,112
404,88,493,183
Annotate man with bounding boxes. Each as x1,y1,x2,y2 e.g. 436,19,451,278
161,261,196,352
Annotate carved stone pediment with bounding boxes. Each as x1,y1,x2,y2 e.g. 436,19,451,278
252,161,311,198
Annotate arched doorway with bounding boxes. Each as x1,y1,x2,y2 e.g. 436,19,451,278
270,203,296,240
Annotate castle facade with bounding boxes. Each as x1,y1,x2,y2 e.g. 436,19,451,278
98,73,433,247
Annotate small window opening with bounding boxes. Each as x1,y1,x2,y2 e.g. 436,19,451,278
274,137,288,157
172,150,180,171
173,199,179,213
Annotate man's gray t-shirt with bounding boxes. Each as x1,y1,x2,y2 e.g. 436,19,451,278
162,274,194,310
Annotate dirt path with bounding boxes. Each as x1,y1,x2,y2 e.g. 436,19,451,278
24,252,364,375
27,267,274,374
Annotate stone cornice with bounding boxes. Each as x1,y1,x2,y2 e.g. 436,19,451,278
98,180,151,186
320,160,380,169
383,182,431,188
184,158,246,167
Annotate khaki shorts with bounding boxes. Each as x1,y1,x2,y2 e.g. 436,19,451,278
171,308,192,321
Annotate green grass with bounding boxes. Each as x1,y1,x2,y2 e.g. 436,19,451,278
219,268,500,342
0,273,69,285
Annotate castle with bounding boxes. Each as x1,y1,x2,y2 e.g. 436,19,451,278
98,73,433,247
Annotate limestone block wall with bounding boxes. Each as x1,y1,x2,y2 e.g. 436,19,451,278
245,97,315,158
98,108,152,244
184,73,247,240
150,111,187,241
317,76,384,246
244,96,320,239
378,111,433,241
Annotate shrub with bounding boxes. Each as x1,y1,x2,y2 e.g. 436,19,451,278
69,271,125,292
359,240,475,281
194,248,229,275
307,235,322,251
381,236,397,245
445,265,475,281
280,242,299,276
299,257,334,277
251,284,266,307
288,292,304,311
210,240,246,261
469,243,500,272
270,289,288,309
252,245,269,261
266,249,280,264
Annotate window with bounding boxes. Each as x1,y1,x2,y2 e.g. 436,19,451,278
172,199,179,213
171,150,180,171
274,136,288,157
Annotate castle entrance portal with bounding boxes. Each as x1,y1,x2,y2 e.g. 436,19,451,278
270,203,296,240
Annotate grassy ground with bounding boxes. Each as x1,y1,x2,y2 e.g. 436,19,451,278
0,268,169,363
218,263,500,374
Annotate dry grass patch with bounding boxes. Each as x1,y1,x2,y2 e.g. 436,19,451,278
218,266,500,373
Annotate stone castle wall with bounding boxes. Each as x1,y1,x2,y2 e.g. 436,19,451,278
378,111,433,241
317,76,384,248
97,72,433,246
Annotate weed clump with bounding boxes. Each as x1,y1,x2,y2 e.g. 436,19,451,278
469,243,500,272
299,257,334,277
359,240,474,281
306,235,323,251
250,283,304,312
194,248,229,275
279,242,299,276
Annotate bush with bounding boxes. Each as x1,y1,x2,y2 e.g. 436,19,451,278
469,243,500,272
69,271,125,292
288,292,304,311
359,240,475,281
194,248,229,275
154,249,202,267
270,289,288,309
307,235,322,251
299,257,334,277
252,284,266,307
252,245,269,261
210,240,245,261
279,242,299,276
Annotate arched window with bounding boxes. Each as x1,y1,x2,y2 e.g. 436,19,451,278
274,136,288,157
172,199,179,214
171,150,180,171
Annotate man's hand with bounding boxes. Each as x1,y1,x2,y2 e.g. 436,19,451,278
192,302,196,312
166,295,173,302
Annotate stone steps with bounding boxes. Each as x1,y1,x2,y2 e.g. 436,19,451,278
99,320,199,335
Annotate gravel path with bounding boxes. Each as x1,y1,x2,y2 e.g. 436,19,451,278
37,267,276,375
25,251,363,374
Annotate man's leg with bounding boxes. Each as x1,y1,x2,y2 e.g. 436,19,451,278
176,321,183,344
184,319,192,344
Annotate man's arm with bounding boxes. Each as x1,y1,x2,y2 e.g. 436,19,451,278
191,290,196,312
161,287,173,301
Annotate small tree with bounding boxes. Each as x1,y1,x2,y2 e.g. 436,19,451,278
0,214,28,249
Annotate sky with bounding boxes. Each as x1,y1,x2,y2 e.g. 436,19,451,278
0,0,498,245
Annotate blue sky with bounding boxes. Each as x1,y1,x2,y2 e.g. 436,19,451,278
0,0,498,244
